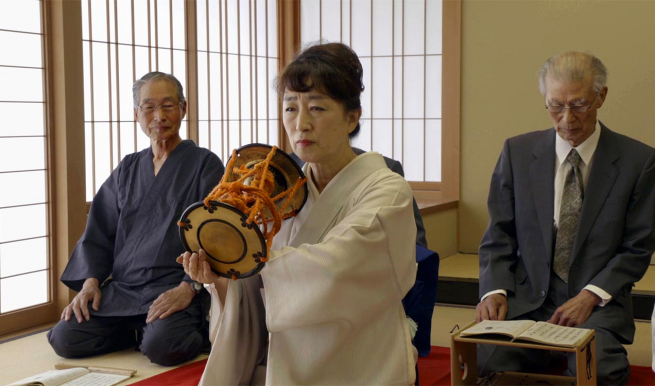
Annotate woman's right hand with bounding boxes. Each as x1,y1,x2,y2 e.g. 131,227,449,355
177,249,221,285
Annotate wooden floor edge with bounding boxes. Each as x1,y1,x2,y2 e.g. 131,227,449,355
0,322,56,344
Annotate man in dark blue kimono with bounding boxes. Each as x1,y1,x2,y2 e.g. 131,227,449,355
47,72,225,366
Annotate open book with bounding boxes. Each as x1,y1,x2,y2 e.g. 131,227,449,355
8,364,135,386
460,320,591,348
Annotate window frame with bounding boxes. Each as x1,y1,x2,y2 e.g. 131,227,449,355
0,0,84,337
414,0,460,207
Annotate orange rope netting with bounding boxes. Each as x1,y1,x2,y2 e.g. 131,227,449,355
196,146,306,261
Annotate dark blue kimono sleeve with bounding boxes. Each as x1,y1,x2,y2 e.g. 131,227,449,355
60,163,122,292
197,152,225,198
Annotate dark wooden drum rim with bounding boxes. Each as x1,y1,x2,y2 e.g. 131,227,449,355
228,143,308,214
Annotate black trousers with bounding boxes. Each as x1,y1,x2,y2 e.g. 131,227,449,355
47,290,209,366
477,273,630,385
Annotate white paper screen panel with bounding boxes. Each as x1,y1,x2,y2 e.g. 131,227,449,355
0,0,50,315
300,0,442,182
196,0,279,164
82,0,188,201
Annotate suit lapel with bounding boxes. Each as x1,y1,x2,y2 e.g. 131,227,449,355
571,124,619,261
529,130,556,260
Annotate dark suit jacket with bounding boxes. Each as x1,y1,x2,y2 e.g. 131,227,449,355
289,148,428,248
479,123,655,343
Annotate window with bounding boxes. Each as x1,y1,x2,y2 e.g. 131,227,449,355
81,1,459,200
81,0,188,199
0,0,51,327
299,0,461,201
82,0,280,196
301,0,442,183
196,0,279,162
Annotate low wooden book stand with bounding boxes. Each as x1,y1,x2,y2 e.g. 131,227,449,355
451,321,597,386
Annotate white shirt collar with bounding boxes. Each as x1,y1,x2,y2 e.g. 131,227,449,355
555,121,601,166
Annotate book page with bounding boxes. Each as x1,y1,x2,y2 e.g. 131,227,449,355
59,373,130,386
460,320,536,338
518,321,589,346
8,368,89,386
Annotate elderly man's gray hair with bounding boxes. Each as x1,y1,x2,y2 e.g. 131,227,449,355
132,72,185,107
537,52,608,96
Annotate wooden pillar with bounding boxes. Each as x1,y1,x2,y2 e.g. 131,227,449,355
185,0,199,143
46,0,87,316
276,0,300,153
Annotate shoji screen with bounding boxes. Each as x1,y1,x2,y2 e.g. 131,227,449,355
300,0,442,184
82,0,188,199
0,0,50,314
196,0,279,162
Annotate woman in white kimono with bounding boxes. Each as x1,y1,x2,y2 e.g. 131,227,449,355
179,42,418,385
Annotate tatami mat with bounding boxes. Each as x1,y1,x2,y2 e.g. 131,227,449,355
439,253,479,279
636,266,655,293
1,304,652,384
0,330,206,385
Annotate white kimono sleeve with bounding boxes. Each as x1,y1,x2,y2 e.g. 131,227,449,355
200,276,267,386
261,172,417,332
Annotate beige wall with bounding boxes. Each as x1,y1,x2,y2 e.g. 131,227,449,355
459,0,655,253
423,208,459,258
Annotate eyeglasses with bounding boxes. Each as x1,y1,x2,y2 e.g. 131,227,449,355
545,93,598,114
137,102,182,114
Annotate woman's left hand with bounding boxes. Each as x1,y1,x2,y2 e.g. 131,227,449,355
176,249,221,285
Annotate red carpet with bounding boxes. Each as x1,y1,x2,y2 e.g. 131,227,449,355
132,346,655,385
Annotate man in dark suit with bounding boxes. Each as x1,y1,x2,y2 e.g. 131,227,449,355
476,51,655,385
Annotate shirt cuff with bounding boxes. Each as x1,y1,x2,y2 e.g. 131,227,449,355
583,285,612,307
481,289,507,301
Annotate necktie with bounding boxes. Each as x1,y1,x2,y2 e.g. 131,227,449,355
553,149,584,283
